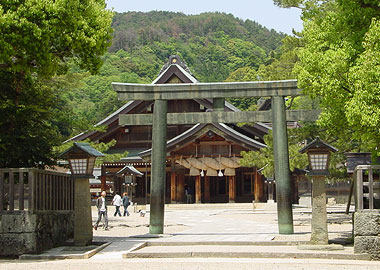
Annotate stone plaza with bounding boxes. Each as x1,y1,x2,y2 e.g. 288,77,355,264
2,203,380,270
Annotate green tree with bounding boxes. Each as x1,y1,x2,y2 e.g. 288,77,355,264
240,130,308,178
0,0,113,167
293,0,380,154
1,0,113,79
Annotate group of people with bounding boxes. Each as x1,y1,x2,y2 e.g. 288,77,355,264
93,191,131,230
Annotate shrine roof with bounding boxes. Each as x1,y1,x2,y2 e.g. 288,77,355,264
138,122,266,158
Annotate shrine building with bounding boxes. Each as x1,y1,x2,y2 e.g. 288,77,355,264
69,55,299,204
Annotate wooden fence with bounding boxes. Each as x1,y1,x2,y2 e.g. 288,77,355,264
0,168,74,213
355,165,380,210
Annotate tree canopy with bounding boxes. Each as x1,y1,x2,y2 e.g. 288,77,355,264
0,0,113,167
0,0,113,78
294,0,380,154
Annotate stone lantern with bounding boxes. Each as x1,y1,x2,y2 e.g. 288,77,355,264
59,142,104,246
299,137,338,245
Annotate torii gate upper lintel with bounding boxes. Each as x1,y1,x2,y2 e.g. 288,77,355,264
113,80,319,235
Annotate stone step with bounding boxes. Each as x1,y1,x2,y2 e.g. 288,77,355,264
123,243,370,260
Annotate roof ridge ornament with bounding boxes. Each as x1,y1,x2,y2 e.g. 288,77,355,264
158,55,193,76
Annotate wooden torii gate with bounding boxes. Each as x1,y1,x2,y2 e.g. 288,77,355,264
112,80,319,234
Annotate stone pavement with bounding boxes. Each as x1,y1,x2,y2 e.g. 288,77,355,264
157,208,277,242
2,203,376,270
87,203,354,259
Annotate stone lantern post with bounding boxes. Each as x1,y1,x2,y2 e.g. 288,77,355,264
59,142,104,246
299,137,338,245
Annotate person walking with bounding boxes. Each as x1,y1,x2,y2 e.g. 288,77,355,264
94,191,109,230
185,185,192,204
112,192,122,217
122,192,130,216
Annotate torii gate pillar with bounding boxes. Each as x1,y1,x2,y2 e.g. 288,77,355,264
113,79,320,235
272,96,294,234
149,99,167,234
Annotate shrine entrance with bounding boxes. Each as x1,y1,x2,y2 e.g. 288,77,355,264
112,58,319,235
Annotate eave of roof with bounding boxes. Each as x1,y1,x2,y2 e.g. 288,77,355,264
114,165,144,176
139,122,266,157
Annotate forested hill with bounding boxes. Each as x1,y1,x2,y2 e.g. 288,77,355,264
111,11,285,54
107,11,285,82
53,11,288,139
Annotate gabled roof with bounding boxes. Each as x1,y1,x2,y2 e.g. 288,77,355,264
114,165,143,176
66,55,270,145
152,64,198,84
65,100,145,143
139,122,266,158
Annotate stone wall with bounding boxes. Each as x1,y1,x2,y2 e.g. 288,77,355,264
354,211,380,260
0,211,74,256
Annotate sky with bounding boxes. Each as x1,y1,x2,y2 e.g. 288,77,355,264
106,0,303,35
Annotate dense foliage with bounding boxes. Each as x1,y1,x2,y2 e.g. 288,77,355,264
54,11,287,137
295,0,380,155
0,0,113,167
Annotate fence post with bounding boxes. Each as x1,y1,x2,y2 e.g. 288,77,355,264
368,167,374,210
0,171,4,211
9,170,14,212
19,171,24,211
28,170,35,212
357,168,363,210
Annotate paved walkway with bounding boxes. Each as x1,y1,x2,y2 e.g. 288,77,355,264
2,204,373,270
90,204,280,259
160,208,277,242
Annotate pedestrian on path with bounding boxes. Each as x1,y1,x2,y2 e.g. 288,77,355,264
94,191,109,230
122,192,130,216
112,192,122,217
185,185,193,204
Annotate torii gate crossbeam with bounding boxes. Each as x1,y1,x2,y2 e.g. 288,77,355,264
113,79,318,235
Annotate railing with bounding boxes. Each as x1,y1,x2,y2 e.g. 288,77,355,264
0,168,74,213
355,165,380,211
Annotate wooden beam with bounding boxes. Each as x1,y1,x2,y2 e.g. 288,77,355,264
113,80,301,100
119,110,321,126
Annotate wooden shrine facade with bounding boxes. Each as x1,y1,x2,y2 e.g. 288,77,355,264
69,55,298,204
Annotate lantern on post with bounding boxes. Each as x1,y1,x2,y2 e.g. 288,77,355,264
59,142,104,246
299,137,337,245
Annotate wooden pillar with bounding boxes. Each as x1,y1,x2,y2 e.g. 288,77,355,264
204,176,210,203
177,174,185,203
100,166,106,192
195,175,201,203
229,176,236,203
254,169,264,202
171,171,176,203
